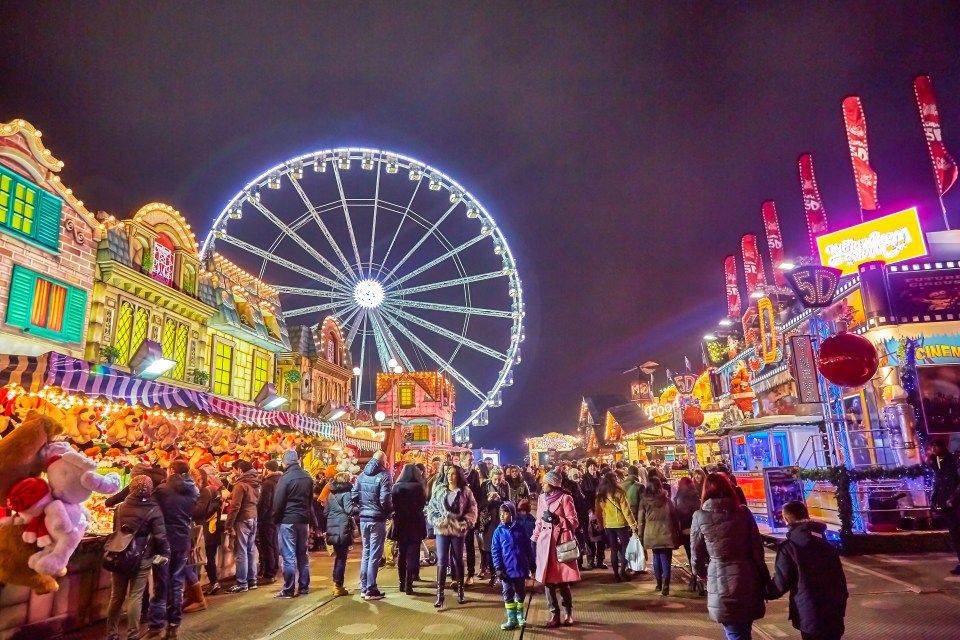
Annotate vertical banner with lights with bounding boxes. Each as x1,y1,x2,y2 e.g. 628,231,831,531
914,74,958,229
724,255,742,318
741,233,766,294
842,96,879,215
761,201,787,286
799,153,829,257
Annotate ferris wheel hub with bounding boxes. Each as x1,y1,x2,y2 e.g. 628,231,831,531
354,279,386,309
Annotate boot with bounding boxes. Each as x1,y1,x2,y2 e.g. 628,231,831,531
456,579,465,605
183,582,207,613
435,568,446,609
661,580,670,596
164,627,179,640
562,607,574,626
516,604,526,627
501,603,519,630
332,584,349,597
688,575,698,591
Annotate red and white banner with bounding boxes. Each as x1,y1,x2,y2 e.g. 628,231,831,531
798,153,828,256
724,255,742,318
914,75,958,197
741,233,766,294
761,200,787,286
842,96,878,212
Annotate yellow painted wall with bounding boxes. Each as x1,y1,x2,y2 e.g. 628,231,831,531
207,328,274,402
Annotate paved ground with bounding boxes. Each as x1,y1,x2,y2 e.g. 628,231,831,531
60,547,960,640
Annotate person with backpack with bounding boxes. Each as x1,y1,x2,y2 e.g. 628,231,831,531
105,475,169,640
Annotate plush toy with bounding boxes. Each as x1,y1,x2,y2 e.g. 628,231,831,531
60,404,102,443
729,366,755,415
0,411,64,594
27,444,122,577
336,444,362,476
9,395,65,424
1,476,54,546
105,406,145,447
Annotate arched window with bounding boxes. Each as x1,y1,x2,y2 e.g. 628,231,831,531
182,265,196,296
326,332,338,364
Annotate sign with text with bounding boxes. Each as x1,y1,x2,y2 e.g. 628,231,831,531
789,334,822,404
785,265,842,308
888,265,960,317
816,207,926,276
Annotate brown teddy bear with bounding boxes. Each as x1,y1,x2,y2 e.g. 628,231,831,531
60,404,102,443
105,406,145,447
0,410,63,594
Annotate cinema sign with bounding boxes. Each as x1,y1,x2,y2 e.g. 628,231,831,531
816,207,927,276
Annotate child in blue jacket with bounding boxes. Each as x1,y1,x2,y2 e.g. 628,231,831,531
516,499,537,576
491,501,535,630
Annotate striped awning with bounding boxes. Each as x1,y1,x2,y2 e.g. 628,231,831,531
47,352,213,412
346,436,383,452
0,353,49,392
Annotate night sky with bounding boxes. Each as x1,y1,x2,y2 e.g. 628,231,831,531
3,2,960,461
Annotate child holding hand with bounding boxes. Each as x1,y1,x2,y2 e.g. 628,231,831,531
491,501,535,630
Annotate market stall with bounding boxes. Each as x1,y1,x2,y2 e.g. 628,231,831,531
526,432,581,466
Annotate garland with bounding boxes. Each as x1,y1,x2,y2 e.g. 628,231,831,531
794,465,931,539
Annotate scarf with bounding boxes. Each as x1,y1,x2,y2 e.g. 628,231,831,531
543,488,564,506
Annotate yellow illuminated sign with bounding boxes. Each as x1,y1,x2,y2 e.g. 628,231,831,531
816,207,927,276
758,297,777,364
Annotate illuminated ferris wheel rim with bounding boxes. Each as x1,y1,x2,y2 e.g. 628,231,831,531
199,147,525,433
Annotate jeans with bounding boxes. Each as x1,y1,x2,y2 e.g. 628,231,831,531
280,523,310,595
465,526,477,577
332,542,350,587
722,622,754,640
204,543,219,584
149,548,187,629
501,577,526,605
435,534,465,585
106,563,151,639
653,549,673,586
235,518,258,588
397,539,421,586
359,520,386,594
604,527,631,577
258,522,279,580
544,582,572,617
184,563,198,584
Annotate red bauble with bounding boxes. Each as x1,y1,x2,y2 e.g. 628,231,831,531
817,332,879,388
683,405,704,428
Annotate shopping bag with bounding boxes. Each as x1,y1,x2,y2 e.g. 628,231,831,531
588,512,603,542
625,534,646,573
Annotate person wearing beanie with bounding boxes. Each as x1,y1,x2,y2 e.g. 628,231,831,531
533,469,580,627
106,476,169,640
272,449,315,598
257,459,283,586
492,501,534,629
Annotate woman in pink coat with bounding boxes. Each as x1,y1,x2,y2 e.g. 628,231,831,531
532,470,580,627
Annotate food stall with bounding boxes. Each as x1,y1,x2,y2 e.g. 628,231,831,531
527,432,581,466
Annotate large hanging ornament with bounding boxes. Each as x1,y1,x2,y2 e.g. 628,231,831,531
817,331,879,388
682,405,705,428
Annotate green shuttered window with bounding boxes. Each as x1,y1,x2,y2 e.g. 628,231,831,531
0,165,63,252
6,264,87,342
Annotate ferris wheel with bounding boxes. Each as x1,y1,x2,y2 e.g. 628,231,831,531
200,148,524,433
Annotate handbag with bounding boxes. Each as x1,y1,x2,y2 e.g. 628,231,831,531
188,524,207,567
551,502,580,564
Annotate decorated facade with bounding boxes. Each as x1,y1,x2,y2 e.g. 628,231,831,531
0,119,100,359
376,371,455,461
277,318,352,418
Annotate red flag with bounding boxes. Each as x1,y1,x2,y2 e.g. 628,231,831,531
842,96,879,212
798,154,828,257
761,201,787,286
724,255,742,318
914,75,958,197
741,233,766,295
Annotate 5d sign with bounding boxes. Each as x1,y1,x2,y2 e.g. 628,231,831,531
785,265,842,308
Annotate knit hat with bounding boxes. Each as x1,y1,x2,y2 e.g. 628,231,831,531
129,474,154,499
282,449,299,465
542,470,562,488
7,477,50,512
567,468,582,482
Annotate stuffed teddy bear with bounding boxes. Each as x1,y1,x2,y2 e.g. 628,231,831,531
336,443,362,476
60,404,102,443
105,406,145,447
0,410,64,594
9,394,65,424
27,443,122,577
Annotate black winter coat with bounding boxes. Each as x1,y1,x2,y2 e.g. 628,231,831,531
325,481,357,545
767,521,847,636
930,452,960,510
258,471,282,524
105,463,168,508
391,479,427,543
114,494,170,561
272,463,316,525
193,486,224,546
674,485,702,533
464,467,486,511
153,473,199,552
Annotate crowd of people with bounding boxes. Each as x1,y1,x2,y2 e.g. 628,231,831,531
100,448,855,640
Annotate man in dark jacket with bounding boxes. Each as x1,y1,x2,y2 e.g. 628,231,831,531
766,502,848,640
579,459,605,569
272,449,315,598
352,451,393,599
226,460,261,593
145,460,198,640
928,439,960,574
460,450,485,584
257,460,282,585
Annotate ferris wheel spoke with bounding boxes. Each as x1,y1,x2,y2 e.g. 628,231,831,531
272,285,351,299
380,311,486,401
354,311,368,410
247,197,352,290
386,233,488,291
332,165,365,272
379,177,424,276
282,300,355,319
339,305,363,335
382,200,460,281
389,298,516,319
288,174,360,281
346,308,366,348
368,160,382,279
215,232,345,292
371,310,416,373
383,303,508,362
391,271,508,297
369,312,393,372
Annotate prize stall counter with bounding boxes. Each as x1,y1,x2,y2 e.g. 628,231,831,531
720,416,823,531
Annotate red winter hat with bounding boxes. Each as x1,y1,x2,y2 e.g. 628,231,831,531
7,477,50,512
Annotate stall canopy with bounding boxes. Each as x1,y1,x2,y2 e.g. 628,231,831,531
15,352,345,441
718,414,824,436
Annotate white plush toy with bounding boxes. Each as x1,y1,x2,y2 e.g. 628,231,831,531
336,443,362,476
27,442,122,577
